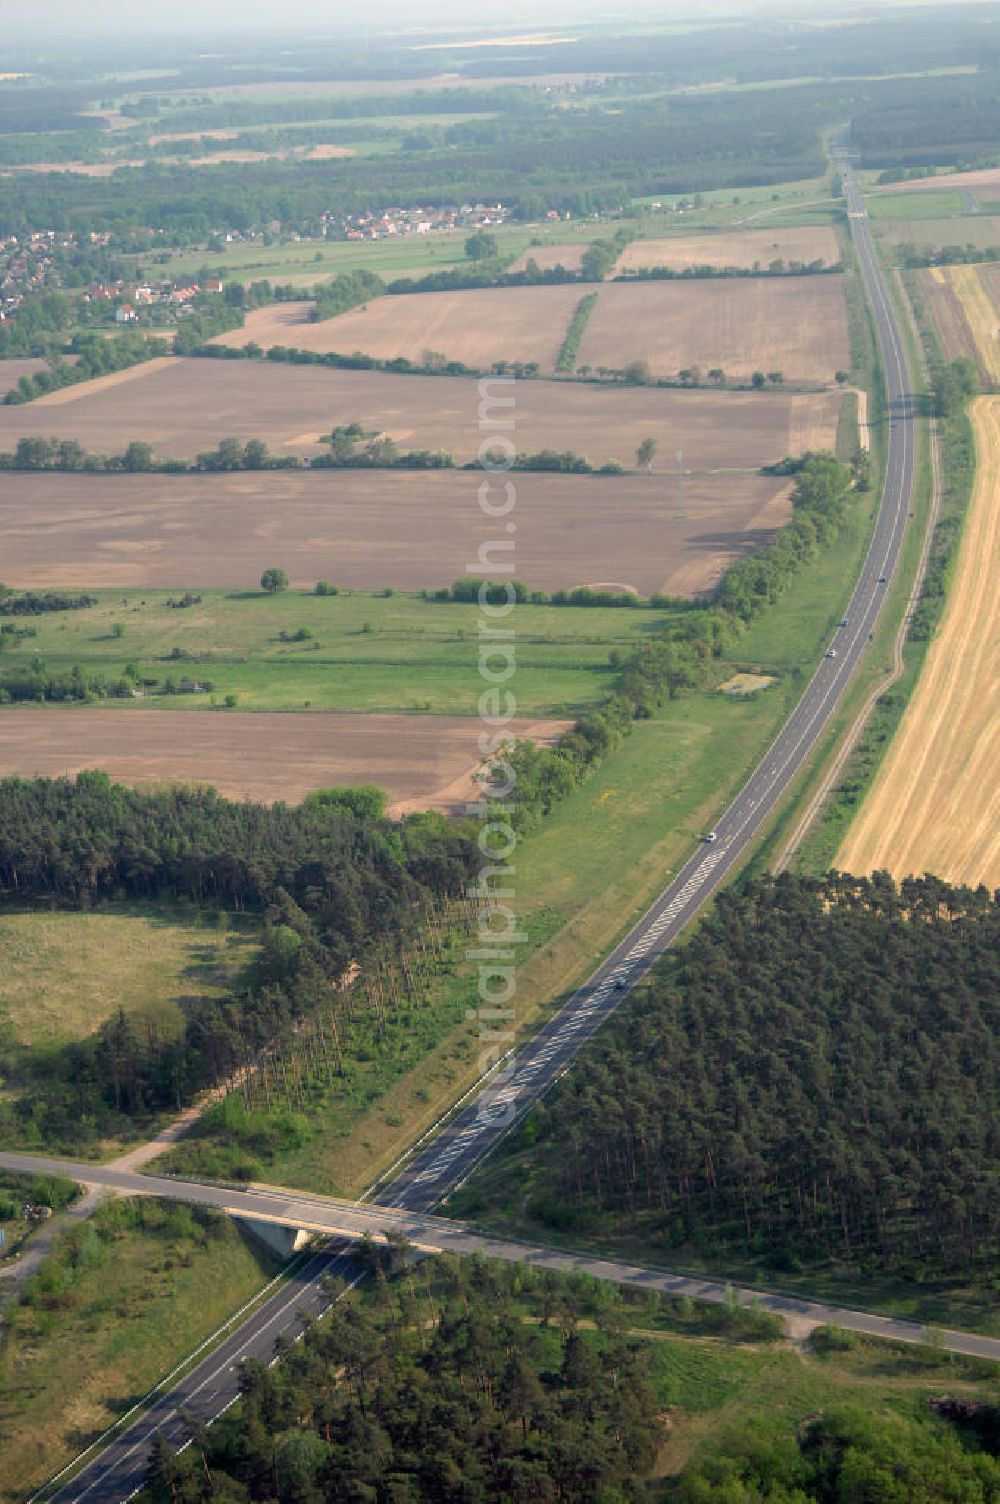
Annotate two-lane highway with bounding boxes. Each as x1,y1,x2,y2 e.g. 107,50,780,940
36,161,920,1501
380,156,915,1213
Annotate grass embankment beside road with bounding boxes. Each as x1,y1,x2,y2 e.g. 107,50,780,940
0,1200,279,1501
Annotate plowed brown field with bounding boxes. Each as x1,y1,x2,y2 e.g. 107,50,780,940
0,358,839,470
0,467,800,598
0,707,569,811
837,397,1000,887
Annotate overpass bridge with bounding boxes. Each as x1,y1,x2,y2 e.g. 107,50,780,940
4,1150,1000,1370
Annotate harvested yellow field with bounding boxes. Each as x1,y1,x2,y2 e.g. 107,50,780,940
615,225,841,274
948,265,1000,382
837,397,1000,887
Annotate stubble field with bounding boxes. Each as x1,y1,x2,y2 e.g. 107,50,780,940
0,357,839,469
214,288,585,372
918,265,1000,383
219,275,849,382
575,276,850,381
614,224,841,273
837,397,1000,888
0,466,803,597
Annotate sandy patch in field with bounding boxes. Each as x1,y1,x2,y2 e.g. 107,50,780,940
0,707,568,811
215,286,585,373
576,276,849,383
837,396,1000,887
717,673,775,694
0,467,799,598
615,225,841,274
0,357,840,470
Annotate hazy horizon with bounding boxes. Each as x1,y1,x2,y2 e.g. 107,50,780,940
0,0,933,47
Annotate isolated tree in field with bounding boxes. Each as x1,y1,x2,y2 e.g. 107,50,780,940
835,370,850,385
767,370,784,385
708,367,726,385
465,231,498,261
635,437,658,471
260,567,289,595
751,371,766,389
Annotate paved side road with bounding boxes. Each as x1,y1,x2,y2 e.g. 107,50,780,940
19,161,927,1502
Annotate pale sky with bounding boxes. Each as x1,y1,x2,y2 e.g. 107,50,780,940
0,0,854,44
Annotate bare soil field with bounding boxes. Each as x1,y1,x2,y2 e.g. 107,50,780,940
615,225,841,273
0,707,568,811
576,276,850,382
0,468,798,598
0,357,57,391
215,287,584,371
837,396,1000,888
0,357,839,470
506,244,587,274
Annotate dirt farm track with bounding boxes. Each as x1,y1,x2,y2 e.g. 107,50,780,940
0,708,569,811
837,396,1000,888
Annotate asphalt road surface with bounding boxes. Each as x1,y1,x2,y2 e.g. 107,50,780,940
25,161,921,1501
